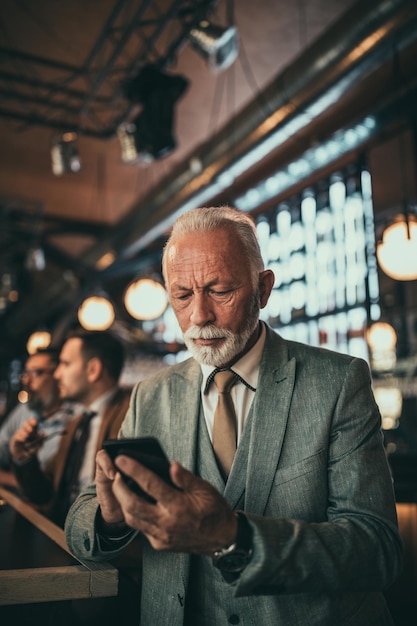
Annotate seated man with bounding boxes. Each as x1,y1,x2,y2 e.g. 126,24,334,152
0,347,74,488
10,330,131,526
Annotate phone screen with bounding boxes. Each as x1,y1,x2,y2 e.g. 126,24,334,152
103,437,175,503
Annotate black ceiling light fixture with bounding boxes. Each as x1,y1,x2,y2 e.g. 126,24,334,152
188,20,239,73
123,64,189,162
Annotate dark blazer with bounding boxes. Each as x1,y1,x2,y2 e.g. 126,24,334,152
14,387,131,523
65,327,402,625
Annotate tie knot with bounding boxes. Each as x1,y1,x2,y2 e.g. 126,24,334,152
77,410,96,433
80,410,97,424
213,369,237,393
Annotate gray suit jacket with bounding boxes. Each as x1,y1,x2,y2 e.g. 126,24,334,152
65,326,402,625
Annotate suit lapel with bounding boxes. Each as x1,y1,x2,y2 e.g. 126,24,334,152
52,412,84,492
165,359,202,474
245,359,295,515
228,328,296,514
97,388,129,444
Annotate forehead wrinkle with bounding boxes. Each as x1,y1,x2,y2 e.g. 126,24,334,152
170,256,229,285
168,252,226,286
166,228,250,291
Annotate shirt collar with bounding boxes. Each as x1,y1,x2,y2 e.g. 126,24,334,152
201,322,266,393
85,386,118,417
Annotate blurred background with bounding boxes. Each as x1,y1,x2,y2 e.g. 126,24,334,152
0,1,417,620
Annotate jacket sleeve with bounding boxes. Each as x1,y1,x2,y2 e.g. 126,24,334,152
0,406,27,469
65,475,138,560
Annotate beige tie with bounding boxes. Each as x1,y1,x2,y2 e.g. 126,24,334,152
212,370,238,477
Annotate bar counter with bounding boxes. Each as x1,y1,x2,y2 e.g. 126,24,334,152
0,486,118,606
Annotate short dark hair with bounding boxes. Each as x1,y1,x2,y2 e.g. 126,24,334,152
33,347,61,367
67,330,125,382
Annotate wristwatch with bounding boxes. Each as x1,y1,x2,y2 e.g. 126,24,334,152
213,512,253,575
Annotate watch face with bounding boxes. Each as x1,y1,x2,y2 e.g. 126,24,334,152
213,512,253,573
214,549,252,573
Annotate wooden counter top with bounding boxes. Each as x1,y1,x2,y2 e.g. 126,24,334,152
0,486,118,605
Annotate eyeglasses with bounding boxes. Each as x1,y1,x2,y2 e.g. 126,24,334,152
20,368,55,380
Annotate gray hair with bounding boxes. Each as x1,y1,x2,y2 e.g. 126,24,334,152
162,206,264,288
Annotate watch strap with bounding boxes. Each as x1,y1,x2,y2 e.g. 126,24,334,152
212,511,253,577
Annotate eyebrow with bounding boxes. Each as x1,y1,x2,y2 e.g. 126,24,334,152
172,278,232,291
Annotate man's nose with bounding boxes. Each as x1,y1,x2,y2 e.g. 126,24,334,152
20,372,33,386
190,294,215,326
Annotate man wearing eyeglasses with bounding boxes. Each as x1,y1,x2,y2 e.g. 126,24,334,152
9,331,131,527
0,347,75,485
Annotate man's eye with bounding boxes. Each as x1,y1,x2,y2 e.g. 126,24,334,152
211,290,230,296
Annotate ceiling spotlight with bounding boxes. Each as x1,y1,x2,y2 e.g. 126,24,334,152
117,123,139,164
26,246,45,271
125,64,189,161
95,250,117,270
51,132,81,176
78,295,115,331
189,21,239,72
124,278,168,320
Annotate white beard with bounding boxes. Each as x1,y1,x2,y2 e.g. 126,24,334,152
183,316,259,367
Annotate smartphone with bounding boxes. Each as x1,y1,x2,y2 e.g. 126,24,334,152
102,437,176,503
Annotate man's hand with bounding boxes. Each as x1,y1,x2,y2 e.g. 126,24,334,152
9,417,45,462
95,448,127,527
108,455,238,555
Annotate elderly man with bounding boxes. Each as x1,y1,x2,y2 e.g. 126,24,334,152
65,206,401,626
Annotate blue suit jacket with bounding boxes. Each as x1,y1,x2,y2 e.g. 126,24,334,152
65,326,402,625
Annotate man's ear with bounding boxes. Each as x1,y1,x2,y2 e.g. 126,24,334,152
86,356,103,382
259,269,275,309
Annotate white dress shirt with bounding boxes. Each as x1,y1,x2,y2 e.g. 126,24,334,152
77,387,118,492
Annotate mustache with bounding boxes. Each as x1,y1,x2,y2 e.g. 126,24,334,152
184,325,234,341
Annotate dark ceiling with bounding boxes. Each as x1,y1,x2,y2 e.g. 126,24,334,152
0,0,417,363
0,0,218,138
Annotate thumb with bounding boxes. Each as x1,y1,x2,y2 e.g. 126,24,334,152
169,461,196,490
